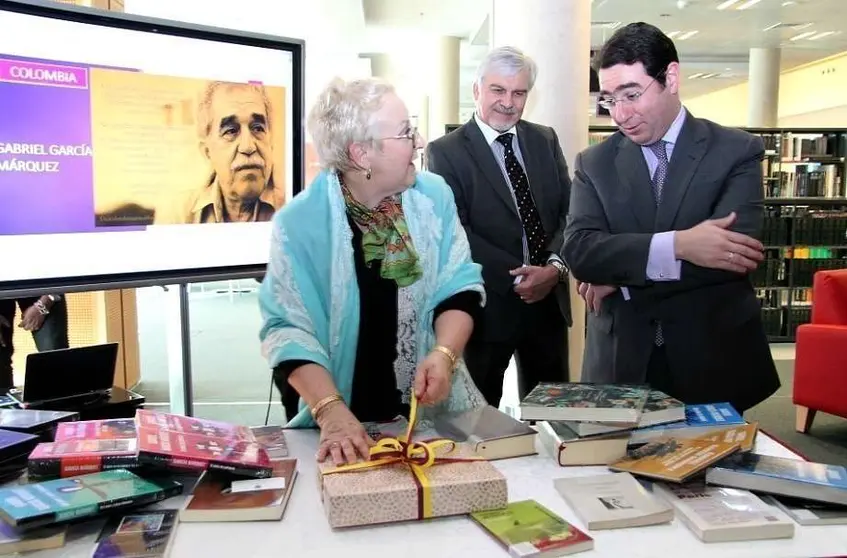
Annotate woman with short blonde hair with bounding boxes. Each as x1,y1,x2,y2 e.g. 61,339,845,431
259,77,486,466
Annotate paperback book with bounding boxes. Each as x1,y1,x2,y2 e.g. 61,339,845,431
92,508,179,558
0,469,183,530
54,418,137,441
27,438,140,479
471,499,594,557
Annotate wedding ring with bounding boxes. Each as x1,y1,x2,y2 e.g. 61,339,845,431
728,251,735,261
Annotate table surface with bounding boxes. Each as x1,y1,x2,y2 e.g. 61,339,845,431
25,429,847,558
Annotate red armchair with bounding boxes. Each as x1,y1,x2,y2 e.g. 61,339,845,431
793,269,847,433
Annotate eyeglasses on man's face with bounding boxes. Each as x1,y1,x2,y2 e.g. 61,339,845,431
597,70,667,111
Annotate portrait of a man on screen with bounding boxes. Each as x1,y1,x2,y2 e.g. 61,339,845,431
154,81,284,225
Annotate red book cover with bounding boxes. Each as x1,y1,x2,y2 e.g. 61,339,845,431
54,418,137,442
135,426,272,478
135,410,255,441
27,438,140,479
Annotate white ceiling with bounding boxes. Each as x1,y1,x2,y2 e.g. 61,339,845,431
361,0,847,100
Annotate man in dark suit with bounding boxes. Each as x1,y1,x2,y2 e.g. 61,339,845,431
426,46,572,408
562,23,780,413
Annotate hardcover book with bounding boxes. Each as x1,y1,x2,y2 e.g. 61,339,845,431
27,438,140,479
609,436,740,483
0,409,78,435
0,469,183,530
537,421,629,466
181,459,297,522
0,428,39,461
434,405,537,460
54,418,137,441
705,453,847,506
564,390,685,437
92,508,179,558
471,499,594,557
520,383,650,423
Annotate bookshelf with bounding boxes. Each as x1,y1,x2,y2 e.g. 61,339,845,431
588,126,847,343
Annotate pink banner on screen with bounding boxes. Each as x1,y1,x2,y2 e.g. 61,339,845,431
0,58,89,89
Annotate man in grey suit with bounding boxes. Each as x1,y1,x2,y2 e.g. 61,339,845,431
426,46,572,408
563,23,780,413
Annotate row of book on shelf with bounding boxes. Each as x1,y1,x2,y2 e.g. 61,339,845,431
0,382,843,557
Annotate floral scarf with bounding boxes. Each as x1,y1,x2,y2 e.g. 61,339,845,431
341,181,423,288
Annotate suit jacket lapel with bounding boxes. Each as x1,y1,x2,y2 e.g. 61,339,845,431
462,121,518,218
656,113,708,231
615,138,655,231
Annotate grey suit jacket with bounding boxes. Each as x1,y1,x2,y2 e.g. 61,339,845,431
562,111,779,412
426,118,572,342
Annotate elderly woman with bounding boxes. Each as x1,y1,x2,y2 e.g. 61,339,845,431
258,77,487,466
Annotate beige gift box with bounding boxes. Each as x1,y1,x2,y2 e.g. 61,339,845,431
318,442,508,528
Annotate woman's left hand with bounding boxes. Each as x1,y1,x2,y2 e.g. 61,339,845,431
414,351,453,406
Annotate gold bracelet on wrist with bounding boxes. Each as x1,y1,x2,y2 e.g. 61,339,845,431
431,344,458,370
311,393,343,421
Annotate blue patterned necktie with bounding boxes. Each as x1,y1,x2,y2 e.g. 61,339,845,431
648,140,668,345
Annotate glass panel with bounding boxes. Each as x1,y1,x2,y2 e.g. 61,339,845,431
186,279,285,426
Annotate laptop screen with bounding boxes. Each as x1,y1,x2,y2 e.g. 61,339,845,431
23,343,119,403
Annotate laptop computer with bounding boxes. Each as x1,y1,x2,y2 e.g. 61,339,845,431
8,342,119,408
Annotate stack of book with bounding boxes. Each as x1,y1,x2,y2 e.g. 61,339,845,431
521,383,685,466
0,410,295,554
0,408,79,442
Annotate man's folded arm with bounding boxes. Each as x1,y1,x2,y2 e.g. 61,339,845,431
562,152,655,287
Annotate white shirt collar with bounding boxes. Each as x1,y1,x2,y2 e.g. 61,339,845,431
474,112,517,146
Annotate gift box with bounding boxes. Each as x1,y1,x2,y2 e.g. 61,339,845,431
318,439,508,528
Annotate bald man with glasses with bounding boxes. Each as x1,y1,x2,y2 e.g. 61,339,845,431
563,23,779,414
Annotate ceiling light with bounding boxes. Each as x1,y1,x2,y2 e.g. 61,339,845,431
717,0,741,9
677,30,699,40
809,31,837,40
763,23,782,31
790,31,817,41
666,31,681,38
735,0,762,9
688,72,705,79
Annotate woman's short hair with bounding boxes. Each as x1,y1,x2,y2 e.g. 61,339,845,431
307,77,395,173
476,46,538,91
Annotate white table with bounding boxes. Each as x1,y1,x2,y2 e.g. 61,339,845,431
30,430,847,558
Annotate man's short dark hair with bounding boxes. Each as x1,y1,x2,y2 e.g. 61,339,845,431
593,22,679,86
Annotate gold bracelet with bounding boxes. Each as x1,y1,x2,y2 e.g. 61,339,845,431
431,344,458,370
311,393,343,420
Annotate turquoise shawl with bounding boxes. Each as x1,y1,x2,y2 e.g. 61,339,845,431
258,169,488,428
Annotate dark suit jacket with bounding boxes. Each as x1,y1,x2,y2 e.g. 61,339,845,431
562,110,779,412
425,118,572,342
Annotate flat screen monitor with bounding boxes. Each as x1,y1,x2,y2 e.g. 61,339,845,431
0,0,304,296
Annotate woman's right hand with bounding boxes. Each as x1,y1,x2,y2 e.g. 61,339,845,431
316,403,374,466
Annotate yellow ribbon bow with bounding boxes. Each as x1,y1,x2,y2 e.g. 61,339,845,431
321,396,482,519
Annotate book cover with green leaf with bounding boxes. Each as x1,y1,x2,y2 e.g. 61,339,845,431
471,500,593,557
